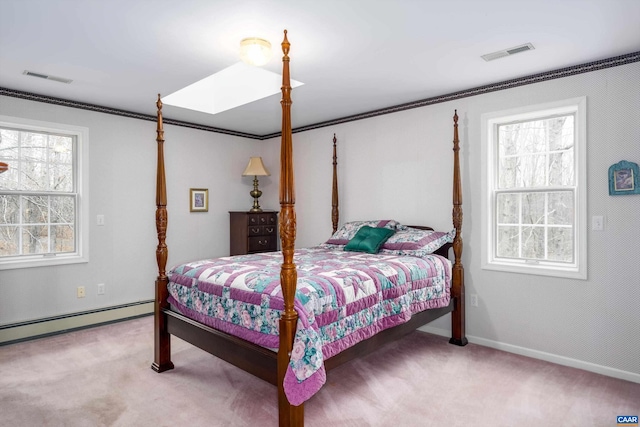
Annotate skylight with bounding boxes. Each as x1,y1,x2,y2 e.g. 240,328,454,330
162,62,304,115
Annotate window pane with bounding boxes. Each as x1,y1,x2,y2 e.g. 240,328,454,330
49,135,74,164
23,196,49,223
51,224,74,253
50,163,73,191
497,226,520,258
549,151,574,186
519,154,546,187
521,226,545,259
499,121,548,157
51,196,75,223
0,163,19,190
498,124,520,156
520,121,546,155
0,225,18,256
498,157,518,188
21,132,47,161
548,116,573,151
22,225,48,254
0,195,19,224
496,193,519,224
0,129,20,159
548,227,573,262
20,162,48,191
521,193,545,225
548,191,574,225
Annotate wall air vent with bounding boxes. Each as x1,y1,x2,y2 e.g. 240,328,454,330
23,70,73,84
481,43,535,62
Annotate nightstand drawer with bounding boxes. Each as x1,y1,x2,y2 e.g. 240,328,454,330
261,213,277,225
248,236,276,252
248,225,277,236
247,213,277,226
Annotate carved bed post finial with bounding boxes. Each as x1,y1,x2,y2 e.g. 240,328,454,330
152,94,174,373
277,30,304,425
332,133,339,235
450,110,467,346
155,94,168,282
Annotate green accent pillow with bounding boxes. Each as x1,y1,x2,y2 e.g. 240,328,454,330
344,226,395,254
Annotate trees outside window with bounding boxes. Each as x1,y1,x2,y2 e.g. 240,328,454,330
481,98,587,279
0,117,88,270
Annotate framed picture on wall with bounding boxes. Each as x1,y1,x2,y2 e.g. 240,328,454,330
608,161,640,195
190,188,209,212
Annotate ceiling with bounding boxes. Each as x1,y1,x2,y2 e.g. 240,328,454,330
1,0,639,137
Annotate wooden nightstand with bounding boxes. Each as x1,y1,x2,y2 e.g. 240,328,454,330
229,211,278,256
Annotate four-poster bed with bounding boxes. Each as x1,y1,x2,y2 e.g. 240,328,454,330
152,30,467,426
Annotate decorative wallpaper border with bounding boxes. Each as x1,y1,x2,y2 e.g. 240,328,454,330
0,88,261,140
2,51,639,141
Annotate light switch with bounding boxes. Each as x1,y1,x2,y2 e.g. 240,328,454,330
97,214,105,226
592,215,603,231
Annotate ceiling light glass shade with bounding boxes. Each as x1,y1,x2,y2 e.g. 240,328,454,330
240,38,273,66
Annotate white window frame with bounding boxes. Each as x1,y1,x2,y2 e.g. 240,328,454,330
0,115,89,270
481,97,587,280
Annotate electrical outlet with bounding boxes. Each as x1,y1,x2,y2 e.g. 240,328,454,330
77,286,86,298
470,294,478,307
97,283,105,295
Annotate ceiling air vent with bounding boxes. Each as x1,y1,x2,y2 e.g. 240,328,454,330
23,70,73,84
481,43,535,62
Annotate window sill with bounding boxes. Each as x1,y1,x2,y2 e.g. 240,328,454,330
482,259,587,280
0,254,89,270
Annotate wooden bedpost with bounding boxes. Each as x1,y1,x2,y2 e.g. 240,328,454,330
331,133,339,234
152,94,175,372
277,30,304,426
449,110,468,346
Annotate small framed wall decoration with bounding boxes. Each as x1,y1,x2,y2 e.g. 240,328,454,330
608,161,640,195
190,188,209,212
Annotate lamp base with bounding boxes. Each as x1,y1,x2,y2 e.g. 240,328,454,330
249,176,263,212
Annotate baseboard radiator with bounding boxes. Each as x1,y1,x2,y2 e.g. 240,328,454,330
0,300,154,346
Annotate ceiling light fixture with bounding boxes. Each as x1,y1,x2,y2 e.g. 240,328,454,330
239,37,272,67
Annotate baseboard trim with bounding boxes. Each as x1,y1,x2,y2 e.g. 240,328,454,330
419,325,640,384
0,300,154,346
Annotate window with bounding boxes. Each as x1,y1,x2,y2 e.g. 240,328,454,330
481,97,587,279
0,116,88,270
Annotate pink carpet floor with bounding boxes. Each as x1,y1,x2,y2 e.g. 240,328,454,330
1,316,638,426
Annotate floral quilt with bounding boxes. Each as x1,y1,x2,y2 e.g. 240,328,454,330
167,246,451,405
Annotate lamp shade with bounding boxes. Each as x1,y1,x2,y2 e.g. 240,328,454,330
239,37,272,66
242,157,270,177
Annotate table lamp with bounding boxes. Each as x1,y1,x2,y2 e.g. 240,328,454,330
242,157,270,212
